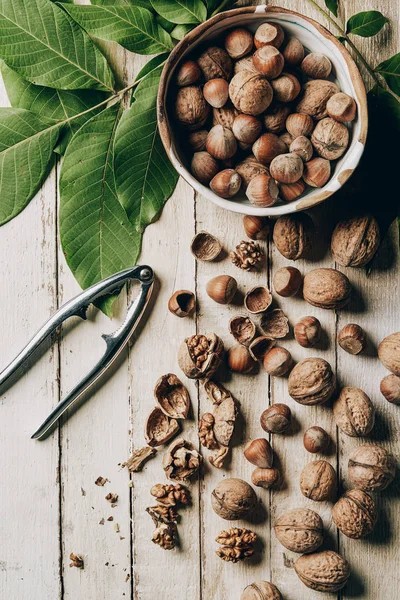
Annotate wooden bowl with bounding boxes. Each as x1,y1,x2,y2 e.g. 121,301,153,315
157,5,368,216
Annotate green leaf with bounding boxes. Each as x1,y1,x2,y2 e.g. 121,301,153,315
324,0,338,17
151,0,207,25
346,11,388,37
59,103,142,317
61,4,174,54
0,108,61,225
171,23,193,40
134,53,169,85
368,85,400,132
375,53,400,96
0,0,114,92
114,66,179,233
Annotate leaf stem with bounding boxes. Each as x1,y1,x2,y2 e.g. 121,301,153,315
211,0,235,18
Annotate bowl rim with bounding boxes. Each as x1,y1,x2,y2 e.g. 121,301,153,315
157,5,368,216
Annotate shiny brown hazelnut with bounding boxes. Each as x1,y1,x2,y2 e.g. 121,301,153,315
211,478,257,520
175,60,201,86
300,460,336,501
206,125,237,160
168,290,195,318
203,78,229,108
236,157,270,189
301,53,332,79
229,315,257,346
348,444,395,491
260,403,291,433
232,114,262,144
243,215,270,240
274,508,324,553
244,438,273,468
263,347,293,376
303,268,351,310
270,152,303,183
294,316,321,348
290,136,313,162
288,357,335,405
190,230,222,261
380,374,400,404
198,46,232,81
191,151,219,184
282,37,305,65
246,173,279,207
294,551,350,593
338,324,367,355
252,467,280,489
303,157,331,187
327,92,357,122
225,28,254,59
252,46,284,78
187,129,208,152
271,72,301,103
273,266,302,297
244,285,272,314
331,215,380,267
332,489,377,539
279,179,306,202
311,117,349,160
260,309,290,340
333,387,375,437
254,22,284,49
228,344,258,374
212,106,239,129
263,104,291,133
286,113,314,137
241,581,283,600
206,274,237,304
249,336,275,361
279,131,294,148
210,169,242,198
253,132,287,165
296,79,339,120
303,426,330,454
175,86,210,130
229,71,273,115
273,213,313,260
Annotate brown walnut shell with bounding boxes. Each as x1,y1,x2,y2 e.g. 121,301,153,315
348,444,395,491
163,438,202,481
380,374,400,404
333,387,375,437
229,71,273,116
295,79,340,120
178,333,224,379
300,460,336,501
274,508,323,553
229,315,257,346
260,309,289,340
303,268,351,310
211,478,257,520
154,373,191,420
332,489,377,539
273,213,313,260
145,407,180,447
249,336,275,361
213,396,238,447
241,581,282,600
331,216,380,267
190,231,222,261
174,86,210,130
378,332,400,376
203,379,232,405
236,157,270,189
288,357,335,405
198,46,233,81
294,550,350,592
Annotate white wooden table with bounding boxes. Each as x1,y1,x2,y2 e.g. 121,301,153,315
0,1,399,599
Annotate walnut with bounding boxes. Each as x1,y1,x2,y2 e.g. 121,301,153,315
348,444,395,491
288,357,335,405
152,522,178,550
229,71,273,115
333,387,375,437
122,446,157,472
378,331,400,376
294,550,350,592
209,446,230,468
274,508,323,553
311,117,349,160
163,438,202,481
211,477,257,520
212,106,239,129
303,268,351,310
295,79,340,120
260,309,289,340
216,527,257,562
235,156,270,189
150,483,191,507
198,46,233,81
69,553,84,569
332,489,377,539
300,460,336,501
230,240,265,271
146,504,179,525
273,213,313,260
154,373,191,420
174,86,210,130
331,215,380,267
198,413,218,449
241,581,283,600
178,333,224,379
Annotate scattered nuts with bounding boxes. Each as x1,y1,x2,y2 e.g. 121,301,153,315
145,407,180,447
178,333,224,379
187,129,208,152
348,444,395,491
249,336,275,361
296,79,339,120
260,309,290,339
380,374,400,404
241,581,283,600
282,37,304,65
252,467,280,489
175,60,201,87
271,72,301,103
327,92,357,122
263,346,293,376
263,103,291,133
163,438,202,481
279,179,306,202
236,156,270,188
303,157,331,187
210,168,242,198
175,86,210,130
260,403,291,433
311,117,349,160
229,315,257,346
254,22,284,49
191,151,219,184
333,387,375,437
274,508,323,553
228,344,258,374
206,125,237,160
190,230,222,261
303,268,351,310
288,357,335,405
332,489,377,539
154,373,191,420
216,527,257,562
243,215,270,240
232,114,262,143
225,28,254,59
378,332,400,376
273,266,302,297
203,78,229,108
244,285,272,314
301,52,332,79
290,136,313,162
270,152,304,183
303,426,330,454
230,240,265,270
300,460,336,501
331,215,380,267
294,551,350,592
206,274,237,304
246,173,279,207
244,438,273,468
253,46,284,78
122,446,157,472
294,316,321,348
338,324,367,354
229,70,273,115
198,46,233,81
273,213,313,260
211,477,257,520
253,132,287,164
168,290,195,318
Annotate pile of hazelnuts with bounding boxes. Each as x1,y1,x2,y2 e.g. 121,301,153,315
173,22,357,205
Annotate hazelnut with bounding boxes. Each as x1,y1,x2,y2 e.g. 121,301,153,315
260,403,291,433
243,215,270,240
294,316,321,348
206,125,237,160
249,336,275,361
270,152,303,183
348,444,395,491
254,22,284,49
244,285,272,314
168,290,195,318
271,72,301,103
198,46,232,81
253,132,287,165
303,426,330,454
232,114,262,143
288,357,335,405
229,315,257,346
234,55,259,75
241,581,283,600
175,86,210,130
379,332,400,376
145,407,180,447
263,103,291,133
190,230,222,261
206,274,237,304
338,324,367,354
333,387,375,437
282,37,304,65
380,374,400,404
229,71,273,115
290,136,313,162
203,78,229,108
273,266,302,297
286,112,314,137
228,344,258,374
331,215,380,267
300,460,336,501
154,373,190,420
273,213,313,260
279,131,294,148
252,46,284,79
244,438,273,468
225,28,254,59
191,151,219,184
251,467,280,489
263,347,293,376
327,92,357,122
303,157,331,187
210,169,242,198
296,79,339,120
178,333,224,379
187,129,208,152
246,173,279,207
332,489,377,539
236,157,270,189
294,551,350,592
279,179,306,202
211,478,257,520
301,52,332,79
212,106,239,129
175,60,201,86
311,117,349,160
260,309,290,340
274,508,323,553
303,268,351,310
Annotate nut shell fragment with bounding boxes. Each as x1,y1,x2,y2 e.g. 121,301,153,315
244,286,272,314
249,336,275,361
332,489,377,539
260,309,289,339
163,438,202,481
154,373,191,420
122,446,157,472
213,395,238,446
274,508,323,553
191,231,222,261
294,550,350,592
145,407,180,447
229,315,257,346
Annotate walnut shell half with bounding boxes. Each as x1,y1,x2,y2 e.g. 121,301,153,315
332,489,377,539
333,387,375,437
259,308,289,340
288,357,335,405
294,550,350,592
145,407,180,447
213,396,238,446
274,508,323,553
348,444,395,491
331,215,380,267
303,268,351,310
178,333,224,379
163,438,202,481
154,373,191,420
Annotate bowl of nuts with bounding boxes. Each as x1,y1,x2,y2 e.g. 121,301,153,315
157,5,367,216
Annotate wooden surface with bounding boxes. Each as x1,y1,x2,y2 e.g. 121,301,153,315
0,1,399,599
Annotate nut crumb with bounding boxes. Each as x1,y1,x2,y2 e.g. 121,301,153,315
99,518,105,525
105,493,118,504
81,487,86,496
122,446,157,472
107,516,113,522
69,553,84,569
120,536,125,540
114,523,120,533
95,476,108,486
125,574,130,583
